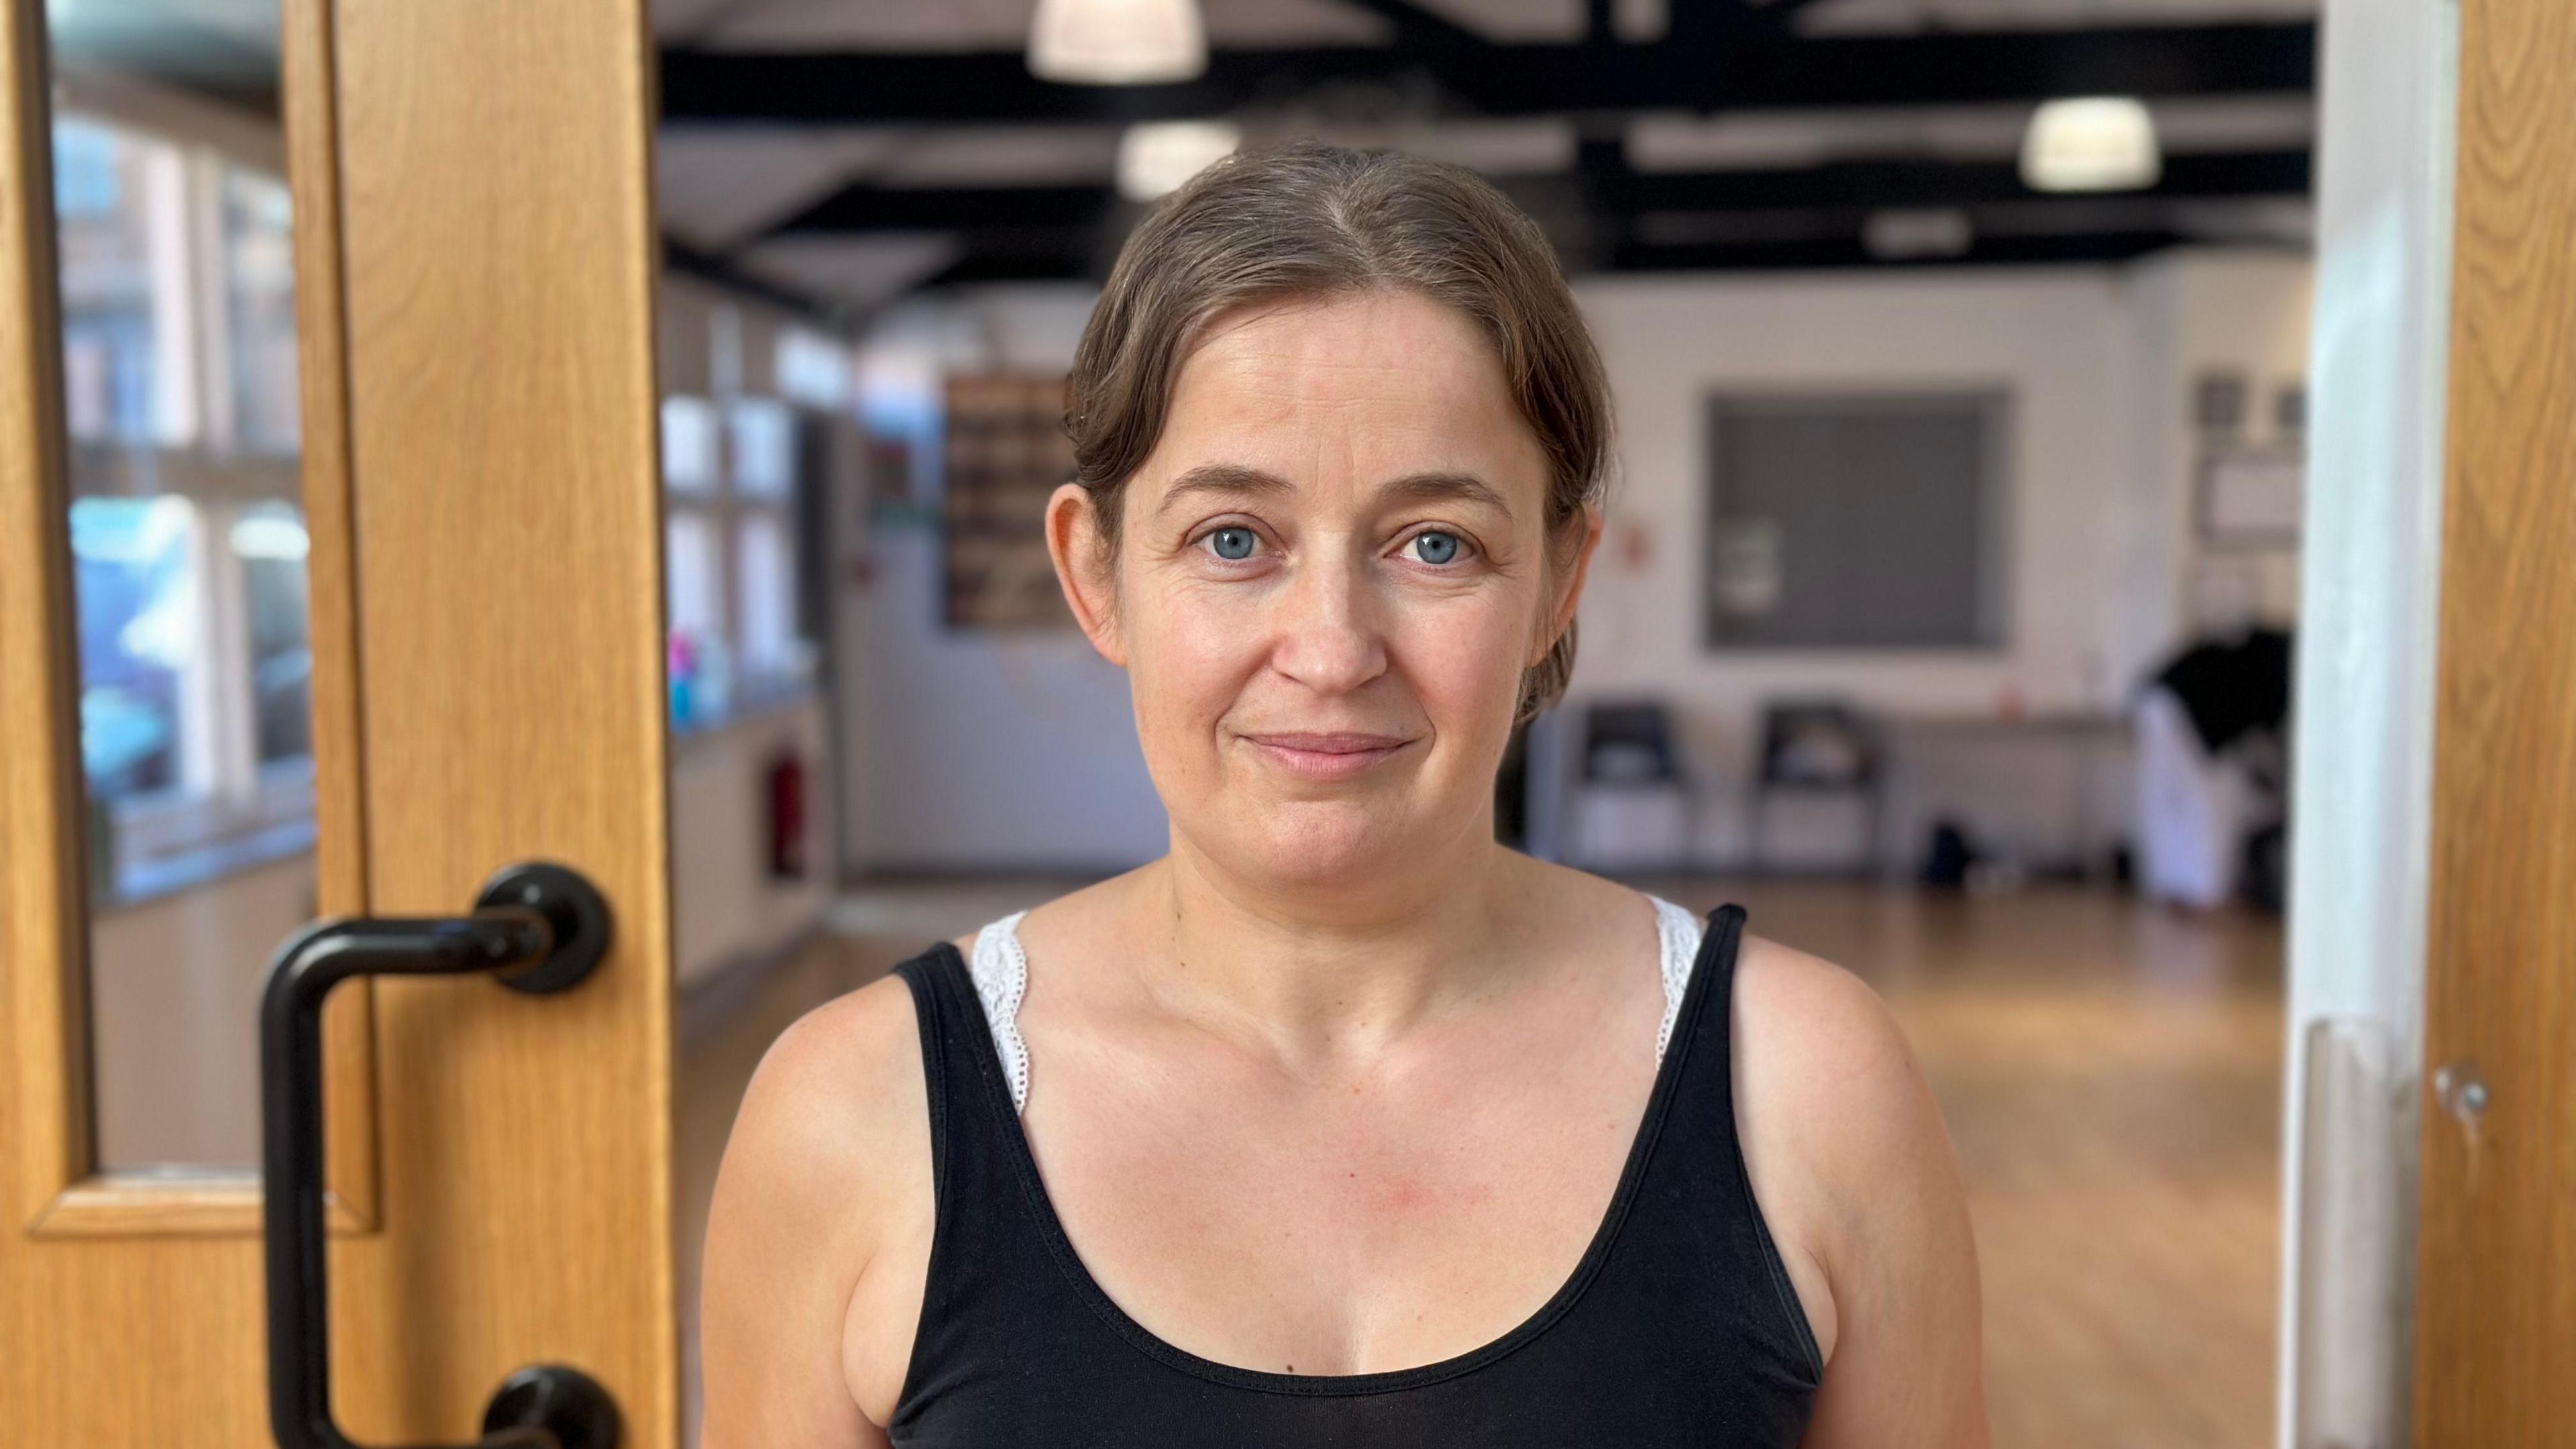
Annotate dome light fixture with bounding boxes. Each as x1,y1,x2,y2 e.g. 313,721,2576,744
2019,97,2162,193
1116,119,1242,201
1028,0,1208,86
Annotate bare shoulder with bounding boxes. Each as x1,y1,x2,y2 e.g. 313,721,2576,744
700,971,930,1446
727,971,930,1203
1731,932,1952,1234
1730,934,1986,1444
1732,934,1930,1144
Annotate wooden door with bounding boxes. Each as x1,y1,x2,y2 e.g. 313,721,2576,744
2414,0,2576,1438
0,0,677,1443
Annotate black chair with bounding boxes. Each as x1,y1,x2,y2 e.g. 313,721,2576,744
1572,700,1699,873
1751,700,1885,875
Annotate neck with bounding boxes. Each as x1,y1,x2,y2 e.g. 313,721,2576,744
1125,816,1536,1072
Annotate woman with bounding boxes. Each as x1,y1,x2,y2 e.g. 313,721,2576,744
702,144,1987,1447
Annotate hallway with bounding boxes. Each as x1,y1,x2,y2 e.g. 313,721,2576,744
674,879,2284,1446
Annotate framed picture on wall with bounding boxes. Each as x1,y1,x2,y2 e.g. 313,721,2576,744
941,374,1075,629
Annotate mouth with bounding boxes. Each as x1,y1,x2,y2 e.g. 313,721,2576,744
1239,731,1417,782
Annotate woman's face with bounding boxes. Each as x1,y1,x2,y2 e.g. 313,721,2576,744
1049,289,1602,892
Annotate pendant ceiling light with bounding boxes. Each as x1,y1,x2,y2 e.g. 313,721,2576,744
2019,97,2162,193
1028,0,1208,85
1116,120,1242,201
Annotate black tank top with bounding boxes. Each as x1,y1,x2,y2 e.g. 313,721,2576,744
885,903,1823,1445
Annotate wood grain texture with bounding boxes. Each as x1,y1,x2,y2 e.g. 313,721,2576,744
0,0,272,1439
5,0,676,1441
2414,0,2576,1439
283,0,383,1235
0,0,92,1234
320,0,678,1442
33,1174,270,1237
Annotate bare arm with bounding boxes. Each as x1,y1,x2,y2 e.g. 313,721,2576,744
700,977,929,1449
1733,941,1990,1448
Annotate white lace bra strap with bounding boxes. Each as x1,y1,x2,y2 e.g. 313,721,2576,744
971,898,1704,1115
967,910,1032,1113
1646,894,1705,1066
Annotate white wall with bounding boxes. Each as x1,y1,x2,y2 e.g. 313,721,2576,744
842,258,2313,873
2119,251,2316,674
1574,271,2136,863
839,287,1167,873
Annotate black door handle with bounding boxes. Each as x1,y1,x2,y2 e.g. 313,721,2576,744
260,861,623,1449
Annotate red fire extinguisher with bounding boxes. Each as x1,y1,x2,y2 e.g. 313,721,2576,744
767,747,808,881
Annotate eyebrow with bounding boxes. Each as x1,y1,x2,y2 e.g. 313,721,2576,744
1151,464,1513,520
1153,464,1295,519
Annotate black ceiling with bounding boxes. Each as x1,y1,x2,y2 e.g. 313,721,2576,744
661,22,2313,125
655,2,2317,311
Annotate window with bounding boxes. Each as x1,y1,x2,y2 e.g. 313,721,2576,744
54,116,181,447
777,326,851,409
735,511,800,680
662,339,840,729
666,510,726,724
1703,392,2008,650
233,502,313,766
52,109,316,900
729,398,794,500
662,395,718,495
221,170,300,455
68,496,199,802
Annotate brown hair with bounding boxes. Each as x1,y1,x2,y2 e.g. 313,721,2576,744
1065,141,1611,722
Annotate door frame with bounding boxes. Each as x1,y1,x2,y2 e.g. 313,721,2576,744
2411,0,2576,1439
0,1,680,1442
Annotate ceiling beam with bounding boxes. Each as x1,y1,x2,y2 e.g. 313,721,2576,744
1330,0,1499,60
1612,227,2209,270
660,23,2314,125
916,225,2226,286
663,236,853,331
1601,148,2310,213
762,150,2310,238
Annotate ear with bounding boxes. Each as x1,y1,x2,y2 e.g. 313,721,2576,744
1531,502,1606,668
1045,482,1128,667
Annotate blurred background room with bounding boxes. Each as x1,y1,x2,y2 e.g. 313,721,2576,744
44,0,2343,1444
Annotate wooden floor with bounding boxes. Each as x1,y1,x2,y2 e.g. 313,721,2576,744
673,879,2284,1447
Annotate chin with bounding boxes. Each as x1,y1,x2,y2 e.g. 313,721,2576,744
1228,801,1415,892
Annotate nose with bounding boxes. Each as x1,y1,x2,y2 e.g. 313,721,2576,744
1270,547,1387,696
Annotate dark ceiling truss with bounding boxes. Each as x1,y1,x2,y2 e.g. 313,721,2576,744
766,150,2311,239
661,12,2316,297
665,235,855,330
750,148,2308,283
659,22,2316,125
915,223,2220,288
1614,226,2202,271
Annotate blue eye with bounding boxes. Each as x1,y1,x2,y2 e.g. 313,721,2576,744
1409,531,1462,565
1206,526,1257,561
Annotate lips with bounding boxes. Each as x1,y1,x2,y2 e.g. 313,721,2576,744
1240,731,1416,782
